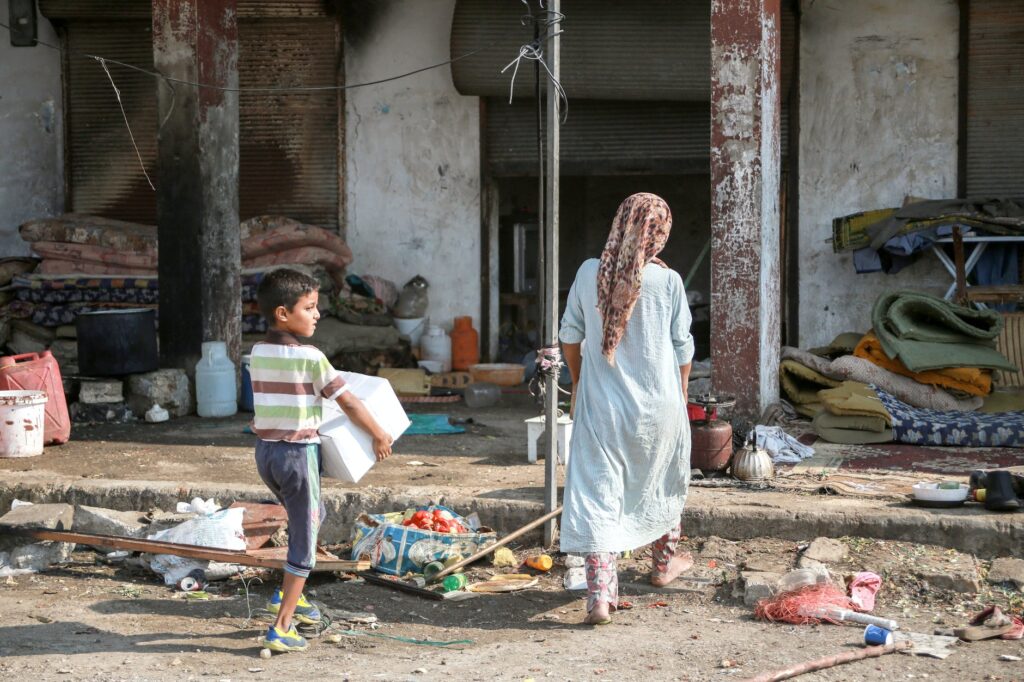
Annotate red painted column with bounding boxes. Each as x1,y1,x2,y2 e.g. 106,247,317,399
152,0,241,371
709,0,782,425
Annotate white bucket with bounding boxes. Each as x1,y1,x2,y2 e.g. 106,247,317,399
393,316,427,348
0,390,47,458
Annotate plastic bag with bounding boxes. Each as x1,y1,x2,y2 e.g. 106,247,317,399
392,275,429,318
146,507,245,586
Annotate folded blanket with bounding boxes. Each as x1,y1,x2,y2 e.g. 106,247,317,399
779,359,840,417
875,386,1024,448
854,332,993,397
873,290,1015,372
812,411,894,445
809,331,865,359
817,381,892,426
781,346,983,412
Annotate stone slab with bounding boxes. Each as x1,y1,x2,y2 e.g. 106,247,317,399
803,537,848,564
126,369,192,419
742,571,782,606
79,380,124,404
73,505,148,537
987,557,1024,590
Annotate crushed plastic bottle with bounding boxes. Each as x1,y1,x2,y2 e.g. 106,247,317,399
777,566,832,594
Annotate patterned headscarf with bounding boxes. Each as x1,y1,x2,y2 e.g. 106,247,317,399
596,193,673,364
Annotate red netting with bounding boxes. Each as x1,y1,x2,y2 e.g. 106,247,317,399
754,584,857,625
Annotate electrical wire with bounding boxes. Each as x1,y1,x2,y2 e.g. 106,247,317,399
501,0,568,122
0,21,483,93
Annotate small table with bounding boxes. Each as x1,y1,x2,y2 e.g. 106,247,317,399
930,234,1024,306
525,414,573,464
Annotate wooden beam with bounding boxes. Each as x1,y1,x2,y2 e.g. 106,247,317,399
4,527,369,573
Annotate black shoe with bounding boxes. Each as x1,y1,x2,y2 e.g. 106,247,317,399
985,471,1022,512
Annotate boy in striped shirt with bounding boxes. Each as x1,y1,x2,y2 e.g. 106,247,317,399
251,268,392,653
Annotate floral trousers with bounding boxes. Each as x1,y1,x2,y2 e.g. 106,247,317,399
584,519,683,612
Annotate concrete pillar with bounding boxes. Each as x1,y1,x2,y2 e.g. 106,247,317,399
709,0,782,425
152,0,241,371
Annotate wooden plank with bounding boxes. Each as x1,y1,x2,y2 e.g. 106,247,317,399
3,527,368,572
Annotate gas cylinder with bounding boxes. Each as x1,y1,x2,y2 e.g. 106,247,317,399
688,394,736,472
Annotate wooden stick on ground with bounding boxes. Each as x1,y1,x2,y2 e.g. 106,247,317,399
742,640,912,682
428,506,563,584
4,527,369,572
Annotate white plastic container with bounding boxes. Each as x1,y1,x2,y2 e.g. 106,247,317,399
420,324,452,372
0,390,47,457
393,316,427,348
195,341,237,417
319,372,411,482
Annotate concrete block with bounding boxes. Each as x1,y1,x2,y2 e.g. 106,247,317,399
73,505,148,538
79,379,124,404
0,503,76,565
7,541,74,571
797,555,827,571
742,571,782,606
917,565,982,594
0,503,73,531
126,369,192,418
803,537,848,564
987,557,1024,590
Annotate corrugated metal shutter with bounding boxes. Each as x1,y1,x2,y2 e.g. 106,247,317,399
481,3,795,176
966,0,1024,196
452,0,710,102
486,100,709,176
238,20,341,228
40,0,332,20
65,22,159,223
50,4,341,227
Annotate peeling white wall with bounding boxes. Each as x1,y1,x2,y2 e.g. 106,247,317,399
344,0,481,332
0,0,64,256
798,0,958,347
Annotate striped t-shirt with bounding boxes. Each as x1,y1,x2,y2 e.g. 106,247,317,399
250,330,348,443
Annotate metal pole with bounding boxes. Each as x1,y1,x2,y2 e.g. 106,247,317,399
542,0,561,547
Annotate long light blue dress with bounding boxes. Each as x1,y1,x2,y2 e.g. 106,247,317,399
558,258,695,553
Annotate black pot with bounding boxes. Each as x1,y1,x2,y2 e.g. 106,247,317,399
76,308,159,376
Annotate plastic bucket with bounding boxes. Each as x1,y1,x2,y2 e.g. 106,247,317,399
0,390,47,458
393,316,427,348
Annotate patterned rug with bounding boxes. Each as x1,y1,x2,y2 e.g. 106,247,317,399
792,438,1024,476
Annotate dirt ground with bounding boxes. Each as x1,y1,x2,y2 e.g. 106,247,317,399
0,535,1021,681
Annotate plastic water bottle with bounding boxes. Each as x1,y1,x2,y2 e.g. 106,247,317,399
464,382,501,408
195,341,237,417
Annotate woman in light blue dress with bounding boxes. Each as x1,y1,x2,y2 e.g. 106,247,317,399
559,193,695,625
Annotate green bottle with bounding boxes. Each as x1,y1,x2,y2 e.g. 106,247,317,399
423,561,445,580
441,573,468,593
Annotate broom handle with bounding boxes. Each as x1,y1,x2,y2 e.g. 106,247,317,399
428,506,563,584
742,641,911,682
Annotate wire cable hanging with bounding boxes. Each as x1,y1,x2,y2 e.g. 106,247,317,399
501,0,568,123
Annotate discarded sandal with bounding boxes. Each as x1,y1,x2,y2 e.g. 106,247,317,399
984,471,1021,512
955,606,1024,641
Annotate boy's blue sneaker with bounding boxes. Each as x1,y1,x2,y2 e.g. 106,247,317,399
267,589,322,625
262,624,308,652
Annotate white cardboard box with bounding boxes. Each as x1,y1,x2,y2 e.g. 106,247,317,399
319,372,411,483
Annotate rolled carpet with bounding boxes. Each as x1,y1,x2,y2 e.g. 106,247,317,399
779,359,840,417
872,290,1016,373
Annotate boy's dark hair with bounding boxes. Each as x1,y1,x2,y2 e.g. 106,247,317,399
257,268,320,322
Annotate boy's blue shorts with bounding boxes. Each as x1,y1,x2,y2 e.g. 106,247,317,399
255,439,325,578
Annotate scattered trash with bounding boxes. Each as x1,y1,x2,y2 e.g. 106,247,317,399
955,605,1024,641
467,574,539,593
145,403,170,423
894,631,959,659
492,546,518,568
1001,654,1023,662
146,507,244,585
525,554,553,572
864,624,894,645
175,498,221,515
778,566,831,593
335,628,471,648
184,590,211,600
351,506,494,577
564,554,586,590
849,571,882,611
10,499,33,511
